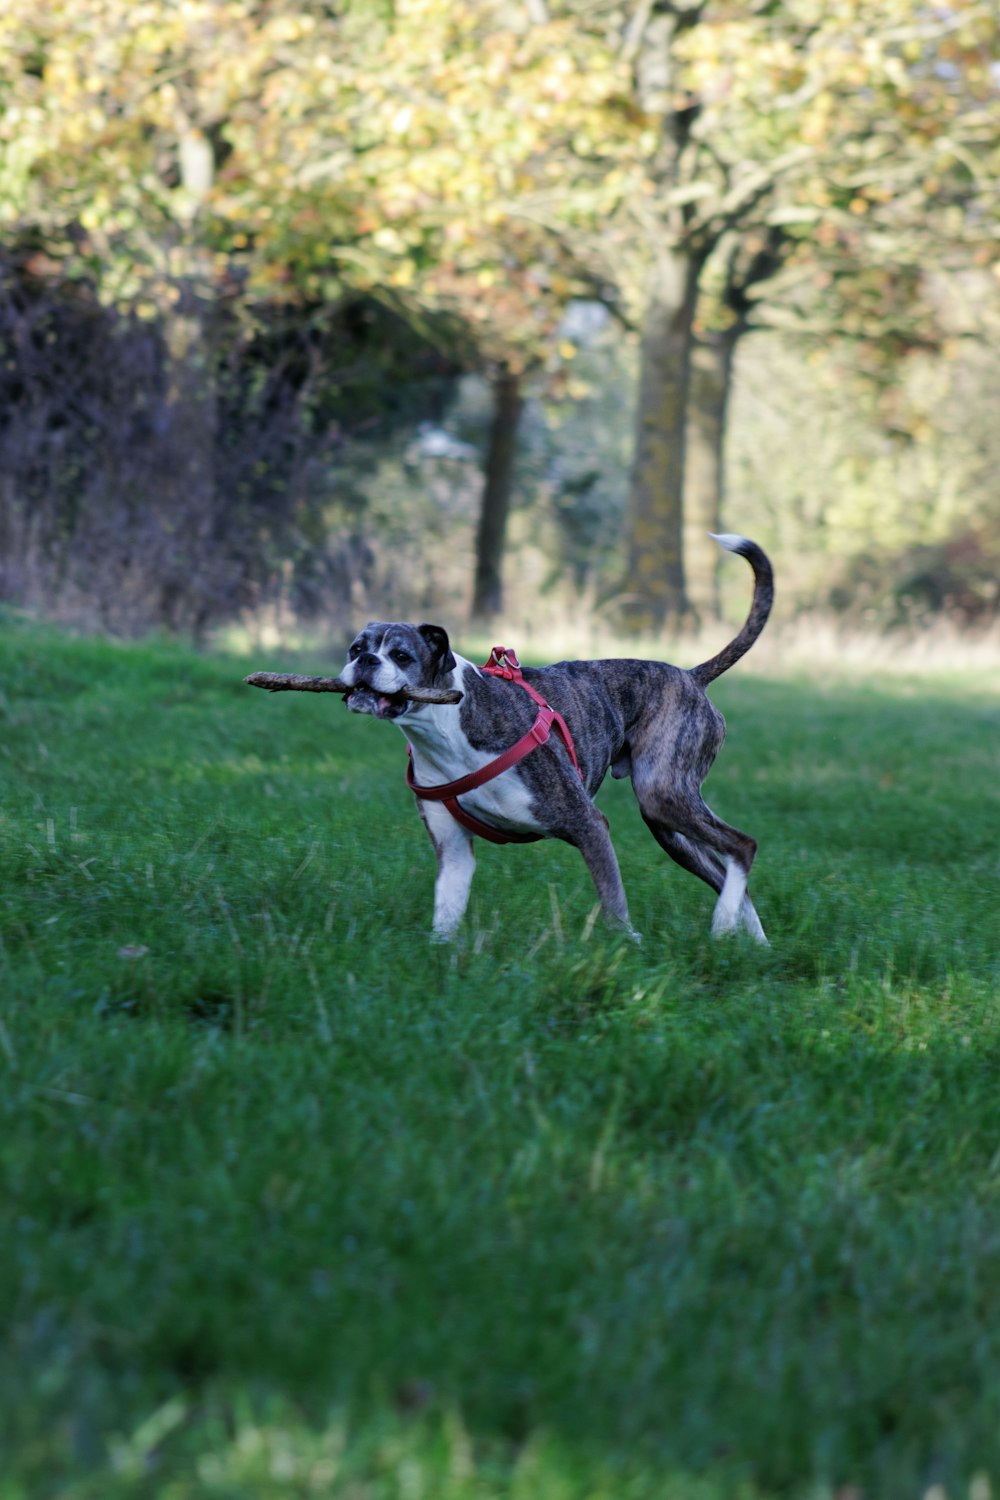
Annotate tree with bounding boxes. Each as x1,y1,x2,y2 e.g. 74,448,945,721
0,1,477,630
4,0,997,635
0,0,650,623
608,0,1000,629
683,227,788,620
281,0,643,620
686,0,1000,617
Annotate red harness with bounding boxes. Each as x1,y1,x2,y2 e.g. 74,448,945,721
406,646,582,844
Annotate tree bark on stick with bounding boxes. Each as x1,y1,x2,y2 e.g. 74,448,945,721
471,368,524,622
244,672,461,703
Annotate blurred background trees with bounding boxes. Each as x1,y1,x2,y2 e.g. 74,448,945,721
0,0,997,639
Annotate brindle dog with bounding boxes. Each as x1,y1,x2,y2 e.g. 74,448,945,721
337,534,774,943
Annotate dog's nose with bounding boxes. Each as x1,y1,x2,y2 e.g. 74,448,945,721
356,651,381,672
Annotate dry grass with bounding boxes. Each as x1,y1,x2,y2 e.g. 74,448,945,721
218,599,1000,682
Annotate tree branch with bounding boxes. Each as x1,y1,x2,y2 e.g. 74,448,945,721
244,673,462,703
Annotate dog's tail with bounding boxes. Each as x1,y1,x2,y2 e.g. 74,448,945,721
688,534,774,687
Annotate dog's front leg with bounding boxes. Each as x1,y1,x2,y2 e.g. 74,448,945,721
417,801,476,941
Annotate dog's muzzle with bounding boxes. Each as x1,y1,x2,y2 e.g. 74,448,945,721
344,683,412,720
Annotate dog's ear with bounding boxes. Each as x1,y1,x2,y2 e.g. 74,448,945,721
418,624,456,675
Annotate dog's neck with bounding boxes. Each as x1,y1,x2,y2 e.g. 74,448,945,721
396,656,484,775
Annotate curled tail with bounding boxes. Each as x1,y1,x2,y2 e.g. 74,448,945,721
688,534,774,687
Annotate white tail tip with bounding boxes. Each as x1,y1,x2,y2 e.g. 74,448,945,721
708,532,749,553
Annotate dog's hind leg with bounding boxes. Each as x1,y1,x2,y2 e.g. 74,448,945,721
642,821,767,943
643,819,725,892
736,886,767,943
634,774,765,943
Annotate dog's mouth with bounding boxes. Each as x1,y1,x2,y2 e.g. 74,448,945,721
344,684,411,720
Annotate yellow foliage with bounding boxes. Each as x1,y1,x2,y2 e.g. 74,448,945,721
0,0,996,376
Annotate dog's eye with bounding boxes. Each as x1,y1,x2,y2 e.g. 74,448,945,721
390,648,413,666
348,643,362,659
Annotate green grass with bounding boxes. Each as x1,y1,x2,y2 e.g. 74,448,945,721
1,614,999,1499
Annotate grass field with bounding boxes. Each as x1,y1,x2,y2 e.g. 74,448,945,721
2,613,999,1499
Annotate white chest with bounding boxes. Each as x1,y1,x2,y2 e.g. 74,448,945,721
399,661,543,834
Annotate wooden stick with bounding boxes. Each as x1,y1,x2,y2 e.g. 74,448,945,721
244,671,462,704
245,671,350,693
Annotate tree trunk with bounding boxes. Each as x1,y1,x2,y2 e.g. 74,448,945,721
682,230,787,622
159,124,218,634
683,327,739,623
622,248,703,632
161,280,217,633
471,368,524,622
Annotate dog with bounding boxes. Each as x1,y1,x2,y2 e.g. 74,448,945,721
337,534,773,944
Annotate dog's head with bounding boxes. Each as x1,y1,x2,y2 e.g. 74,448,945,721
339,622,457,720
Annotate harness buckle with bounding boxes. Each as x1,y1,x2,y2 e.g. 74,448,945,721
486,646,521,679
530,705,553,746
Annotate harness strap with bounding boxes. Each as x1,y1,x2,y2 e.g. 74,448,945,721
406,646,582,845
483,647,580,774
